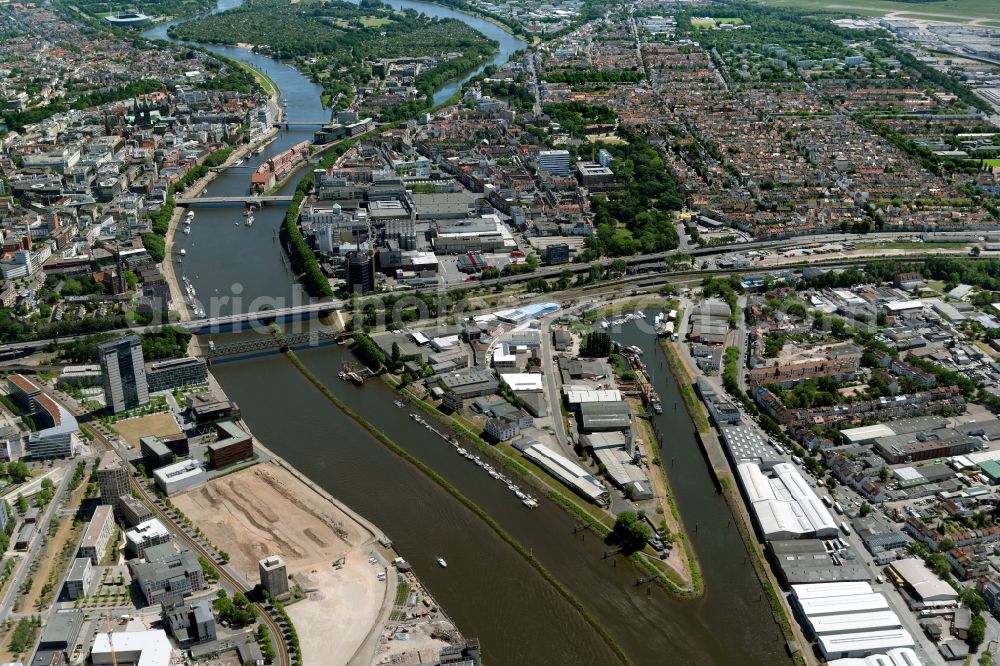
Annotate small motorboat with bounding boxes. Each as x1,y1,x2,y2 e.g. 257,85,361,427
437,557,447,568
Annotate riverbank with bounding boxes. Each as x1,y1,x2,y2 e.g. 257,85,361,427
281,348,631,665
658,326,812,665
195,371,467,666
162,124,281,320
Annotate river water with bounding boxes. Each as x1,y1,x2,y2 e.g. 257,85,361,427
143,5,790,665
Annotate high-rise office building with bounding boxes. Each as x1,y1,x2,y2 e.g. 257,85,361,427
345,251,374,295
537,149,571,177
96,450,130,519
98,335,148,414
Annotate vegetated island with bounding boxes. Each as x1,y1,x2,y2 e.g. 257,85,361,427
169,0,499,120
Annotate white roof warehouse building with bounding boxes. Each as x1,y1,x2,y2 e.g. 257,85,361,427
790,582,914,660
887,558,959,608
514,440,608,505
736,462,838,540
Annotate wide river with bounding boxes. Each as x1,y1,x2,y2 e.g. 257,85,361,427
144,5,791,665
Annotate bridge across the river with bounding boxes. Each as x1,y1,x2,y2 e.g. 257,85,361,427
206,330,342,360
175,195,294,208
178,301,342,334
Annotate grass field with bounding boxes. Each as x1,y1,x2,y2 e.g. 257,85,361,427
330,16,393,28
691,16,745,28
761,0,1000,24
982,159,1000,168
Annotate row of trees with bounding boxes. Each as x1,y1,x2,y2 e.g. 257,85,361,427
353,333,387,371
581,331,611,358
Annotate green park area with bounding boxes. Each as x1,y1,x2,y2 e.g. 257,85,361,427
690,16,744,28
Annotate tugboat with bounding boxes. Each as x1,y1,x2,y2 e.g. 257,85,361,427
339,364,364,386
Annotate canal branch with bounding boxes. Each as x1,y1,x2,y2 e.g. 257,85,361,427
280,347,633,666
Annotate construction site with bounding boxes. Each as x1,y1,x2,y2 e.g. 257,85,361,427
171,461,392,666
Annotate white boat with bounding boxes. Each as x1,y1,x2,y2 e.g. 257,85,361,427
456,447,467,456
246,213,254,227
522,498,538,509
179,248,186,256
183,227,191,235
436,557,447,568
234,159,244,166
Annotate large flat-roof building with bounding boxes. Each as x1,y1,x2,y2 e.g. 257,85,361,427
125,518,171,559
767,540,871,585
874,431,978,464
131,543,205,606
78,504,115,565
206,421,253,470
438,368,499,400
31,610,84,666
145,357,208,393
737,462,838,540
91,629,173,666
98,335,149,414
153,459,206,496
514,439,608,505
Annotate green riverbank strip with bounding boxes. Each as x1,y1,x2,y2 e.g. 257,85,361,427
398,381,702,597
659,339,805,663
230,56,277,98
282,349,631,666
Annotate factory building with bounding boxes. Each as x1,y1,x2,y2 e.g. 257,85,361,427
737,462,838,540
513,439,608,505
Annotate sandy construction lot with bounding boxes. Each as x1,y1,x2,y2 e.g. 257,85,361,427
113,413,181,448
173,462,389,665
